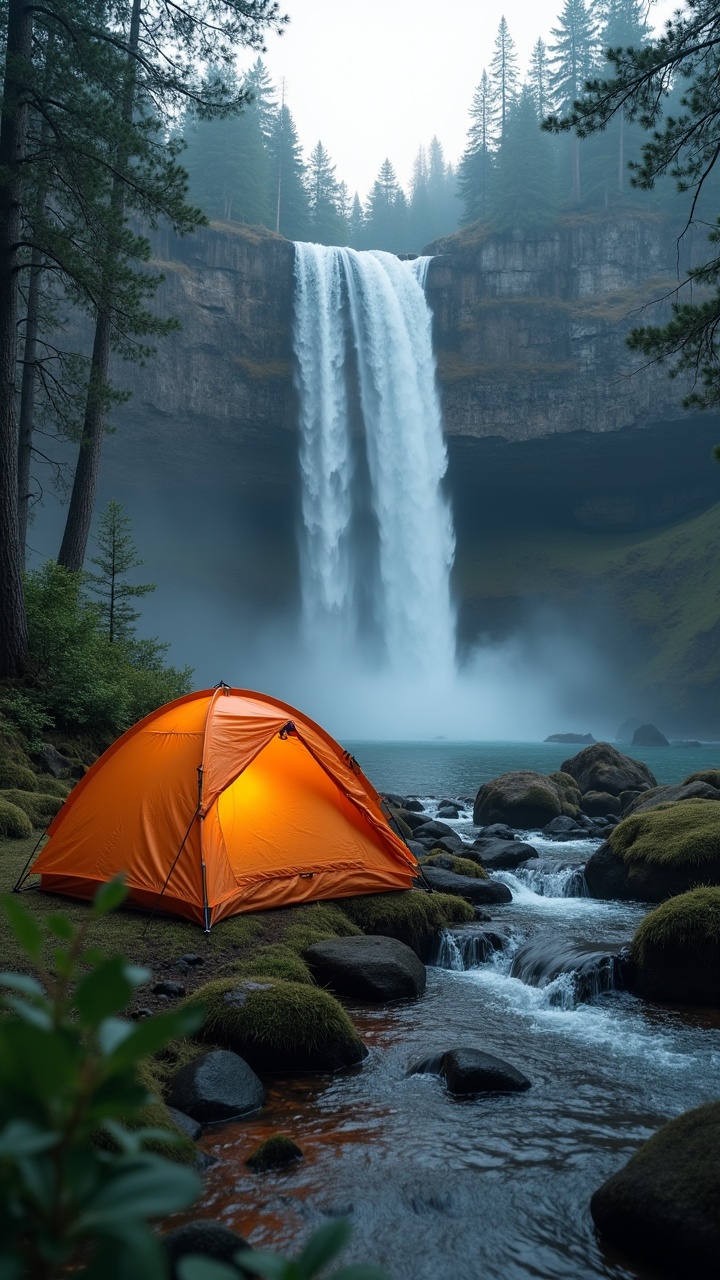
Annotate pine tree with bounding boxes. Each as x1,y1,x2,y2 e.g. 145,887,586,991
243,57,278,142
348,191,365,247
86,500,155,643
424,137,459,245
364,158,408,253
597,0,648,196
490,16,520,140
549,0,597,200
458,71,496,224
183,70,272,225
267,102,310,240
307,140,346,244
490,87,560,232
529,38,552,121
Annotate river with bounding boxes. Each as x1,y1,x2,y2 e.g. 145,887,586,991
192,761,720,1280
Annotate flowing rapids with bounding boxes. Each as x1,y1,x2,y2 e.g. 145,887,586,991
190,847,720,1280
292,243,455,672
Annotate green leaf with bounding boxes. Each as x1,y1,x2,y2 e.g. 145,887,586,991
92,877,128,917
98,1017,134,1056
0,1120,57,1157
179,1259,242,1280
124,964,151,988
1,996,52,1029
0,973,46,998
46,914,75,941
1,896,43,963
84,1220,167,1280
75,957,134,1027
233,1252,289,1280
298,1221,351,1277
80,1156,199,1224
331,1269,389,1280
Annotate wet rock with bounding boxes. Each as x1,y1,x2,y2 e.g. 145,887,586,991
177,953,205,968
407,839,426,858
469,837,536,869
618,789,641,814
585,806,720,902
167,1106,202,1142
403,798,426,812
152,981,187,999
166,1049,265,1122
580,790,620,817
163,1221,251,1280
246,1133,303,1172
133,1007,153,1020
543,815,584,836
590,1101,720,1275
304,935,426,1003
35,743,74,778
421,866,512,904
479,823,517,840
629,887,720,1004
381,792,406,809
631,723,669,747
437,804,461,819
627,780,720,815
561,742,656,798
474,771,571,829
397,808,434,833
423,833,466,855
413,818,458,841
410,1047,531,1094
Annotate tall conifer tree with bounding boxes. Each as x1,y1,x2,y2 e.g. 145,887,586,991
549,0,597,201
267,102,310,241
307,140,345,244
459,71,495,224
490,16,520,140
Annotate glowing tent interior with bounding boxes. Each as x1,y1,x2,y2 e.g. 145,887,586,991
19,687,419,929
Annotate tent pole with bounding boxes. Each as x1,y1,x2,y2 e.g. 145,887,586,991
12,818,57,892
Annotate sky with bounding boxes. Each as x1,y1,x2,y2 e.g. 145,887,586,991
247,0,676,200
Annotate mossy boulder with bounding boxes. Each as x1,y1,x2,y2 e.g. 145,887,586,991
584,800,720,902
549,771,582,809
0,759,37,791
246,1133,303,1172
338,890,473,958
473,771,574,829
0,788,62,827
420,851,488,879
684,768,720,790
561,742,656,797
590,1101,720,1274
628,780,720,815
0,798,33,839
183,978,366,1074
580,790,620,817
629,887,720,1003
305,935,426,1003
223,944,315,985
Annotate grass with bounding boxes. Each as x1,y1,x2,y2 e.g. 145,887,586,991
609,799,720,867
685,770,720,790
631,887,720,964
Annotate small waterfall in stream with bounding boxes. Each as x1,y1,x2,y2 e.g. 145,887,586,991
292,243,456,673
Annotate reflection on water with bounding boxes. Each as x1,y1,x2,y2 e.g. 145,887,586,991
187,878,720,1279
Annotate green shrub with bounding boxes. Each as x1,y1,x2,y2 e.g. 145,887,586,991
420,852,488,879
631,886,720,964
609,799,720,866
35,775,72,797
338,890,474,955
183,977,365,1073
0,798,33,838
0,758,37,791
0,788,62,827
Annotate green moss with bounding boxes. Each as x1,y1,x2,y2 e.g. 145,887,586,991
609,799,720,867
0,760,37,791
684,769,720,790
338,890,473,955
130,1059,197,1164
35,776,71,798
631,887,720,964
182,977,364,1072
246,1133,303,1172
149,1036,208,1090
223,944,314,985
0,799,33,838
0,789,62,827
420,852,488,879
388,809,414,840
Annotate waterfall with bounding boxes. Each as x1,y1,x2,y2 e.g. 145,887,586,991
293,244,456,672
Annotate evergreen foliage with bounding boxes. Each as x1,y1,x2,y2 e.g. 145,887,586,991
364,158,408,253
267,102,310,240
307,141,347,245
490,89,560,232
459,71,496,225
183,73,273,226
490,16,520,140
86,500,155,644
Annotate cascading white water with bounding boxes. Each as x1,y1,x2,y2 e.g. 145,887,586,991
293,243,456,672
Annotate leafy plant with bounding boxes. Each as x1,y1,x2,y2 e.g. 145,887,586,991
0,878,203,1280
179,1219,387,1280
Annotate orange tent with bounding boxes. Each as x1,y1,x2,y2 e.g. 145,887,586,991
21,687,418,929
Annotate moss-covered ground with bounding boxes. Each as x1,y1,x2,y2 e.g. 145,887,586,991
609,799,720,867
631,886,720,964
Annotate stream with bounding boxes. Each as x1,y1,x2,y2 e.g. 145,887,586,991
193,811,720,1280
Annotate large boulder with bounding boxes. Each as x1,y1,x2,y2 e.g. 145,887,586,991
166,1049,265,1122
561,742,656,797
627,780,720,815
304,935,426,1002
584,799,720,902
590,1101,720,1275
580,790,620,817
182,979,367,1074
163,1221,251,1280
628,887,720,1003
410,1047,531,1094
473,771,572,829
469,837,537,869
421,866,513,904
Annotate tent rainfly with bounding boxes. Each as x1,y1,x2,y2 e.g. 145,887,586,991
17,687,419,929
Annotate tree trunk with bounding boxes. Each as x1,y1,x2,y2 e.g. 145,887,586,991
572,135,581,203
57,0,141,572
0,0,32,677
618,115,625,194
17,241,42,560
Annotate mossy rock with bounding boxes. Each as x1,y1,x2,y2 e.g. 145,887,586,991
549,771,582,808
561,742,656,798
183,977,366,1074
585,800,720,902
0,789,62,828
629,887,720,1003
222,944,315,986
35,776,71,798
0,798,33,839
338,890,473,958
387,808,414,841
473,771,569,828
0,759,37,791
590,1101,720,1274
98,1059,197,1165
684,768,720,790
246,1133,303,1172
420,852,487,879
